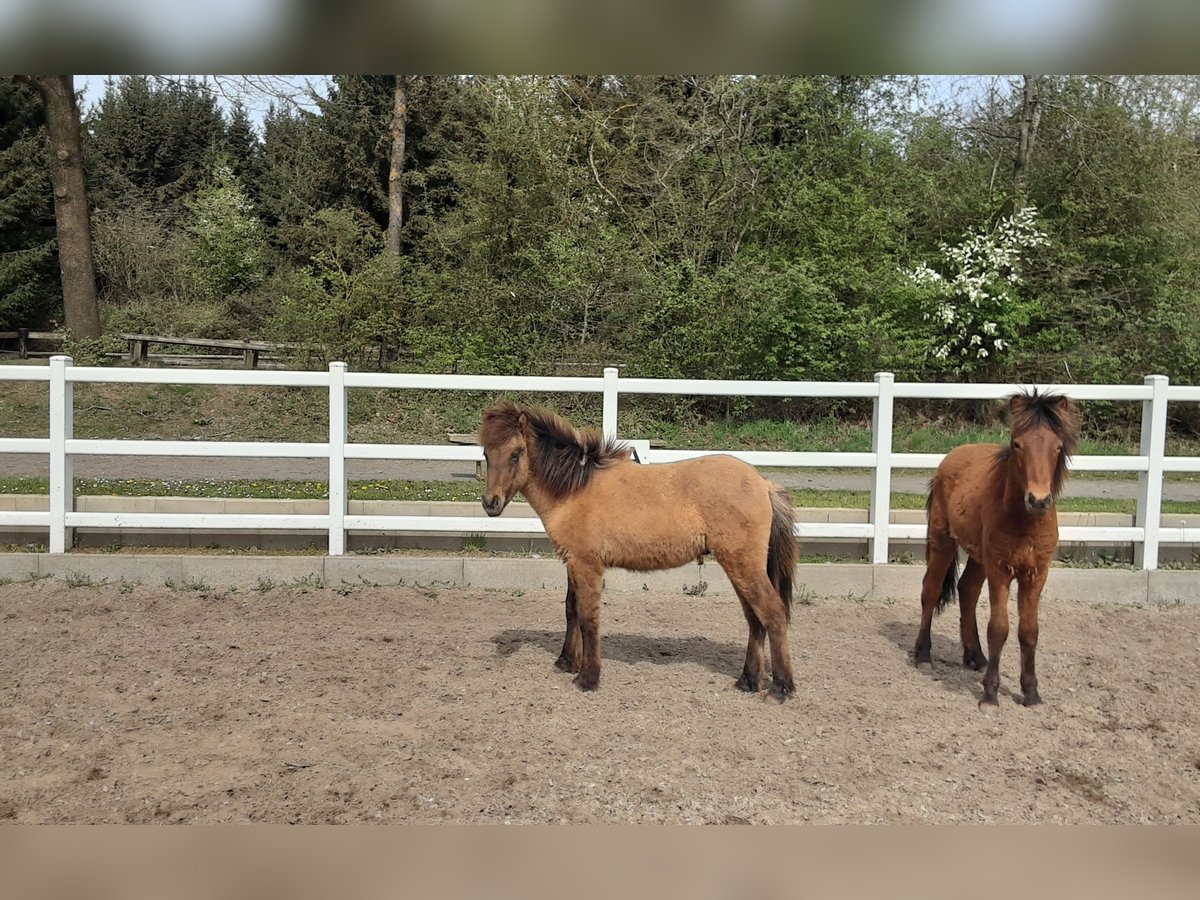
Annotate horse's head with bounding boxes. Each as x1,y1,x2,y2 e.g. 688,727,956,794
479,402,533,516
1005,390,1080,517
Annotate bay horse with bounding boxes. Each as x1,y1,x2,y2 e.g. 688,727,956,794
479,400,799,698
914,389,1080,708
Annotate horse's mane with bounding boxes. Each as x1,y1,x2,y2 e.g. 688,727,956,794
480,401,630,498
994,388,1081,497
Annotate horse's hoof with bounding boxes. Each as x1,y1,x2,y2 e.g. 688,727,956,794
978,696,999,711
553,656,577,673
767,677,794,701
734,673,761,693
915,660,933,672
574,670,599,691
963,653,988,671
1019,692,1042,707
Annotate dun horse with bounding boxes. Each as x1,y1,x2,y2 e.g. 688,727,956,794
479,401,799,697
914,389,1080,707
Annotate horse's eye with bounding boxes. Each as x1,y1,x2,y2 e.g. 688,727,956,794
510,450,521,462
1012,440,1022,450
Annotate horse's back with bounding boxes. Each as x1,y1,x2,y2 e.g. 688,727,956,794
565,453,774,571
602,453,770,516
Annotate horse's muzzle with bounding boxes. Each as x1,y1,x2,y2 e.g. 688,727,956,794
482,495,505,517
1025,492,1054,515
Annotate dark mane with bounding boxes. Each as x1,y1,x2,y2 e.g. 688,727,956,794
480,401,630,498
993,388,1081,497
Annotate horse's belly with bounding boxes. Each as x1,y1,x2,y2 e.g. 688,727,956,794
603,530,707,572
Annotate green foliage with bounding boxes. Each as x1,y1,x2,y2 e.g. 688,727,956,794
86,76,228,212
268,208,415,365
62,331,123,366
15,74,1200,441
182,162,267,301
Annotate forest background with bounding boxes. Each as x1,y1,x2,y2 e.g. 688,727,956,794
4,74,1200,440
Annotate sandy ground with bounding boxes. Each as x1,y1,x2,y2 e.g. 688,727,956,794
1,579,1198,824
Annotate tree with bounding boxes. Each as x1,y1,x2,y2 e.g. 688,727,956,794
1013,74,1042,210
182,161,267,301
0,79,59,328
86,76,227,214
14,75,101,339
384,75,407,254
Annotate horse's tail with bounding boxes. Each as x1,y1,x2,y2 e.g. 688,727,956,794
767,484,797,620
935,555,959,614
926,481,958,614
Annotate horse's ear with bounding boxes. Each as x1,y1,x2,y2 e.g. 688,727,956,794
1054,393,1081,435
1004,392,1025,420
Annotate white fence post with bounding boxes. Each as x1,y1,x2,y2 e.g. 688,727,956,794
602,367,619,441
869,372,895,565
48,355,74,554
328,362,347,556
1135,374,1169,570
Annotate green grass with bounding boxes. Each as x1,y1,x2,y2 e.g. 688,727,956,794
5,377,1200,456
2,476,1197,515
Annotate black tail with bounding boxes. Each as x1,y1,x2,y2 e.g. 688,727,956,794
936,555,959,614
925,483,958,614
767,485,797,620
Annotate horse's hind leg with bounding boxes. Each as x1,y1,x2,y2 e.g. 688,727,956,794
721,561,793,699
554,575,581,673
734,599,766,693
958,557,988,671
914,534,957,668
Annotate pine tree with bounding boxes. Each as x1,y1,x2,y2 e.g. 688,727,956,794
86,76,227,214
0,79,58,328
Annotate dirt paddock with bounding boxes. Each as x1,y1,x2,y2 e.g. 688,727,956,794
1,578,1198,824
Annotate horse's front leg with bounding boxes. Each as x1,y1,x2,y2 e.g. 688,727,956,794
980,571,1012,708
554,575,581,673
568,563,604,691
1016,568,1047,706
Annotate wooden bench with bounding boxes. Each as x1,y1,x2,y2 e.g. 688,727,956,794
121,333,277,369
0,329,65,359
447,433,484,480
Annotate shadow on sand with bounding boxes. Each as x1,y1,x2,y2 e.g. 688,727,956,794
876,618,1021,705
493,628,745,680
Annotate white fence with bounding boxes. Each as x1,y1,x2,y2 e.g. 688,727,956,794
1,357,1198,569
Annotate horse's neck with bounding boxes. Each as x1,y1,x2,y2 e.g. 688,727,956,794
518,473,561,519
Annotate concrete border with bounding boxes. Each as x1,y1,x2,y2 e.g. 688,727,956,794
0,553,1192,605
3,495,1198,565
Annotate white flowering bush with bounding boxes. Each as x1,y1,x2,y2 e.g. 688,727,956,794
907,206,1049,374
183,162,267,300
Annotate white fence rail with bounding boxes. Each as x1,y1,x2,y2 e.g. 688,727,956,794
2,358,1199,569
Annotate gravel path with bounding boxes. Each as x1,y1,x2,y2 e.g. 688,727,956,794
0,453,1196,501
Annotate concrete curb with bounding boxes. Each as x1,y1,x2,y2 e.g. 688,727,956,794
0,553,1192,605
